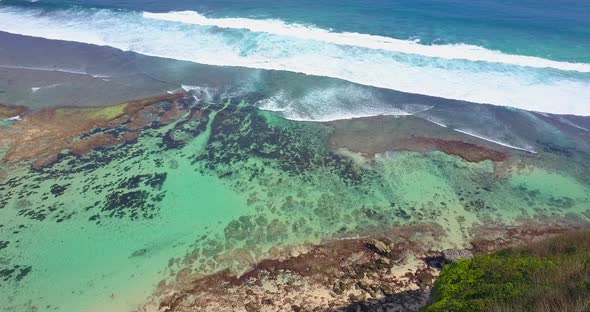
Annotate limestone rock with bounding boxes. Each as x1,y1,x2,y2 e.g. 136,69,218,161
367,239,392,256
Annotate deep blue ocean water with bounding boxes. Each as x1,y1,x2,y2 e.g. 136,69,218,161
6,0,590,61
0,0,589,116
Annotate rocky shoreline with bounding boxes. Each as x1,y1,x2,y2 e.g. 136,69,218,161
145,219,589,312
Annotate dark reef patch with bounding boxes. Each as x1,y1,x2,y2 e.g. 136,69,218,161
193,104,367,186
99,173,168,220
161,105,211,150
538,141,574,157
49,183,70,197
17,207,48,222
102,190,158,220
0,264,32,282
118,173,167,191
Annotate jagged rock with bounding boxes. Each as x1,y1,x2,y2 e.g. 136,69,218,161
367,239,391,256
349,293,366,302
356,281,370,293
442,249,473,262
375,257,391,269
354,270,365,280
333,281,345,295
244,302,259,312
424,255,447,268
380,285,395,296
367,286,379,298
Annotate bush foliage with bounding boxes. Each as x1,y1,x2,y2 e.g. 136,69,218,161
422,231,590,312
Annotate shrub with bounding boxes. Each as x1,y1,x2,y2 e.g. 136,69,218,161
421,231,590,312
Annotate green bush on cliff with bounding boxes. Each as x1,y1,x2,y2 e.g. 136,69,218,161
422,231,590,312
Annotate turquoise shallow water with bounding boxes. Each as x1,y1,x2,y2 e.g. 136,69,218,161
1,95,589,311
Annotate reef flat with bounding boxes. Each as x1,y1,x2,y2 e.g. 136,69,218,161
0,91,589,312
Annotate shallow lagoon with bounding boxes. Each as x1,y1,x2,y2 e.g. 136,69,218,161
1,94,589,311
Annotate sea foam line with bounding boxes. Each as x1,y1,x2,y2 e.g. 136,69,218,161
143,11,590,73
31,83,64,93
0,65,109,78
422,117,448,128
453,129,536,153
555,117,590,132
3,115,22,121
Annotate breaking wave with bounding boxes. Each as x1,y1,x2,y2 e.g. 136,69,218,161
0,6,589,116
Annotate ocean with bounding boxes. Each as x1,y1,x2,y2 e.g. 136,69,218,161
0,0,589,116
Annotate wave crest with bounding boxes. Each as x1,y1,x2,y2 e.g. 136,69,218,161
144,10,590,73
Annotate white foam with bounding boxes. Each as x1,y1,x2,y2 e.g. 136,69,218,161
181,85,221,102
143,11,590,73
0,65,108,78
1,7,590,117
256,92,288,113
422,117,448,128
31,83,64,93
4,115,22,121
255,86,431,121
180,85,200,92
555,117,590,132
453,128,537,153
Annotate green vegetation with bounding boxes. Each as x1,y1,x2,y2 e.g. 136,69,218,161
55,103,127,121
422,231,590,312
84,103,127,120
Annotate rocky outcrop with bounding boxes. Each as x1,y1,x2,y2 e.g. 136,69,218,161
441,249,474,263
328,115,509,163
0,103,27,119
140,220,590,312
148,225,448,312
0,93,188,167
